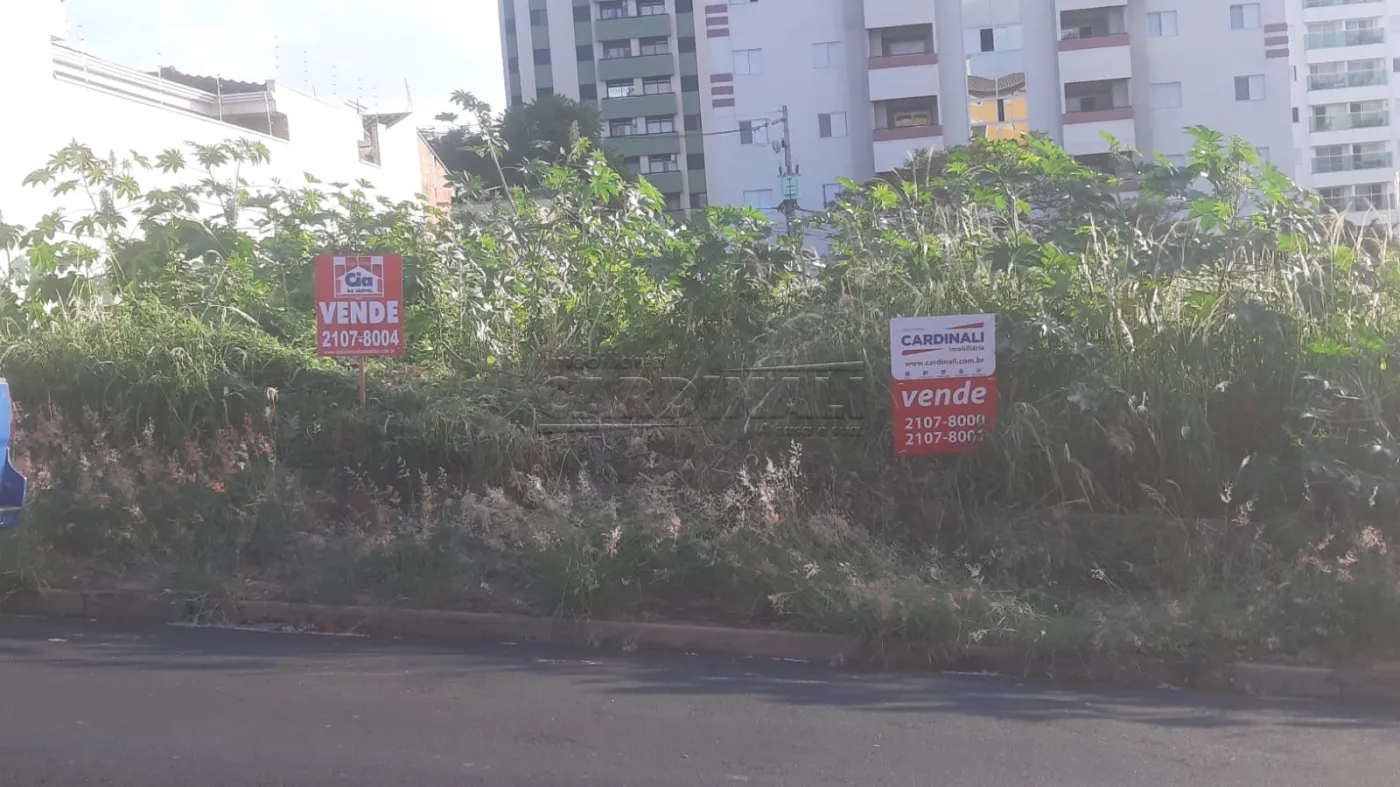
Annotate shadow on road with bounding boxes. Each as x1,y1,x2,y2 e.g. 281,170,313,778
3,614,1398,735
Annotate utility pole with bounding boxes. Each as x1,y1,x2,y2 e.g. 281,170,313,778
776,104,800,243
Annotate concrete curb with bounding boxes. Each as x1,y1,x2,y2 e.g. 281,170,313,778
5,587,1400,703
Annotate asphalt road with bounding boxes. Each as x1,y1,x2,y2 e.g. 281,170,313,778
1,617,1397,786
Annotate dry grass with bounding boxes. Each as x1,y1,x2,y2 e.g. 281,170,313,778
5,405,1399,670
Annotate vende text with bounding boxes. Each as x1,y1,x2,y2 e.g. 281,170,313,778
318,300,401,326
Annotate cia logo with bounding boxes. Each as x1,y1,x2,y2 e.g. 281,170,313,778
332,256,384,298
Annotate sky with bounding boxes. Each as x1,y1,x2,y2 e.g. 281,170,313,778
63,0,505,123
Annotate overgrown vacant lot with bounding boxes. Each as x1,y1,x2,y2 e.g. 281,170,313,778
3,128,1400,672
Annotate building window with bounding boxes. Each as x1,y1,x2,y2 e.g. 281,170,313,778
533,49,551,65
734,48,764,74
573,5,590,22
1149,82,1183,109
687,153,705,170
645,115,676,134
679,36,696,53
664,193,682,211
1230,4,1261,30
577,44,594,61
812,41,844,68
606,79,634,98
638,0,667,16
980,28,994,52
580,83,598,100
743,189,776,209
610,119,636,137
1147,11,1178,37
818,111,848,138
681,75,700,91
643,77,673,94
684,113,702,131
739,119,769,144
623,156,642,176
640,36,671,56
690,192,708,209
647,154,679,173
598,2,626,20
1235,74,1265,101
505,17,516,34
536,86,553,98
602,40,632,59
529,8,547,25
508,56,519,73
676,0,693,11
822,183,845,206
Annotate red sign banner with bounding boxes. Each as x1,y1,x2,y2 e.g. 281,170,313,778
891,376,997,456
314,254,405,357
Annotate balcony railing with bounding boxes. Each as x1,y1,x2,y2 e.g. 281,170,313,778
1307,69,1387,89
1304,28,1385,49
1304,0,1380,7
1312,151,1393,173
1310,110,1389,131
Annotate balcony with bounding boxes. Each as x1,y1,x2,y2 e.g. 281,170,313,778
1057,8,1130,85
1307,68,1387,90
1304,27,1385,49
1058,6,1128,48
868,24,935,66
1310,109,1389,132
1312,150,1393,173
873,96,941,172
600,91,678,120
1063,79,1134,154
593,11,672,40
597,52,676,81
863,0,936,29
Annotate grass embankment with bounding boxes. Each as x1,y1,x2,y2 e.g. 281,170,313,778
3,130,1400,674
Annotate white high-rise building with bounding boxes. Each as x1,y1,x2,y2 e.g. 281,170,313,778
1288,0,1400,222
501,0,1399,223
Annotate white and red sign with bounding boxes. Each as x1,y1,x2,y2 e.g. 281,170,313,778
889,314,996,379
890,314,997,456
315,254,405,357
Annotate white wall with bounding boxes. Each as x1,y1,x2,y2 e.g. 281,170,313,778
1,10,422,238
701,0,872,218
1141,0,1292,168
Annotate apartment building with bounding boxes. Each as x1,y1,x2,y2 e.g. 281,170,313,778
503,2,1400,223
1287,0,1400,222
500,0,709,212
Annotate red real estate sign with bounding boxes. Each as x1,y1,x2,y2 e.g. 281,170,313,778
891,376,997,456
314,254,405,357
